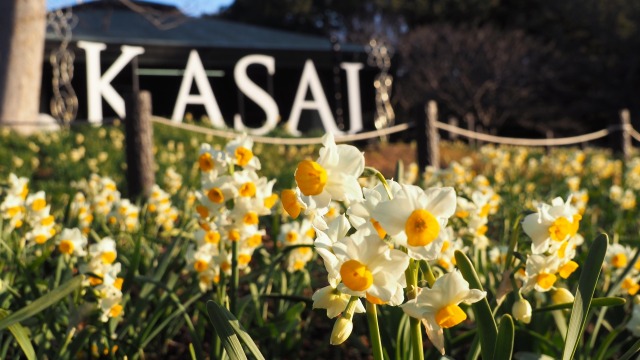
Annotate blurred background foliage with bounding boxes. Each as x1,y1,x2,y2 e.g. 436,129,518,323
219,0,640,137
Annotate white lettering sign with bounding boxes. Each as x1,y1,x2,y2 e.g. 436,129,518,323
171,50,226,128
233,55,279,135
286,60,343,136
78,41,145,124
341,62,364,134
78,42,368,136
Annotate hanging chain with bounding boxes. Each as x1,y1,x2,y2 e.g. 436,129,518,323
47,7,79,127
367,38,395,142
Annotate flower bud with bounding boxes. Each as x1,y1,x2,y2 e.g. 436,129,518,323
512,298,532,324
552,288,575,305
330,316,353,345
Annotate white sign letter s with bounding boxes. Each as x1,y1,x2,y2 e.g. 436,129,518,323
233,55,279,135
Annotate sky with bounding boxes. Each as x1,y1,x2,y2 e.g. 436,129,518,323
47,0,235,16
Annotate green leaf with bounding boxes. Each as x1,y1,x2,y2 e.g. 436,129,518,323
454,250,497,360
0,275,83,331
0,309,36,360
494,315,514,360
618,338,640,360
207,300,266,360
534,297,625,312
562,233,608,360
206,301,247,360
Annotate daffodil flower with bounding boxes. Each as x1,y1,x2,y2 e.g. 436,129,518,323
57,228,88,257
331,231,409,303
372,185,456,260
312,285,365,318
400,270,486,355
294,133,364,210
522,254,561,293
522,196,581,254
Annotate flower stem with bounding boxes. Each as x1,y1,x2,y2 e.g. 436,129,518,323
366,301,384,360
230,239,239,315
405,259,425,360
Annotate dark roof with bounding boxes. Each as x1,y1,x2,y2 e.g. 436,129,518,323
46,1,364,53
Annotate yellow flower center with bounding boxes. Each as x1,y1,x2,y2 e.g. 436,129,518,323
238,254,252,266
59,240,74,255
536,273,557,290
558,260,579,279
366,293,387,305
109,304,123,318
221,261,231,272
622,278,640,295
204,231,220,244
207,188,225,204
371,218,387,239
441,241,450,253
20,184,28,199
281,189,302,218
455,210,469,218
340,259,373,292
194,259,209,272
293,260,306,271
264,194,278,209
435,304,467,328
148,203,157,213
114,278,124,290
239,182,256,197
305,228,316,239
101,251,117,264
295,160,328,196
243,211,259,225
89,275,103,286
612,253,628,268
405,209,440,247
35,234,48,244
286,231,299,243
32,198,47,211
248,234,262,247
198,153,214,172
229,229,241,242
196,205,209,219
41,215,55,226
235,146,253,167
476,225,488,236
298,246,311,255
479,204,491,218
549,217,572,242
7,206,23,217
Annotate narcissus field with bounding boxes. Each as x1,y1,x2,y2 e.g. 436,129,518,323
0,123,639,360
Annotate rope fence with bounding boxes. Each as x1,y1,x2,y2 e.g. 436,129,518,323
433,121,611,146
151,116,413,145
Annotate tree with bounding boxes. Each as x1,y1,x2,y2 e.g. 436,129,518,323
0,0,47,134
395,24,567,135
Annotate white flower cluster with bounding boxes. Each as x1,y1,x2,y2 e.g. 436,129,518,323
188,135,277,292
284,134,485,355
521,196,583,293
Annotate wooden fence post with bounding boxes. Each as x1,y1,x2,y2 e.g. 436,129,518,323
416,101,440,172
125,90,155,200
621,109,631,160
465,113,476,148
426,101,440,169
448,116,459,141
